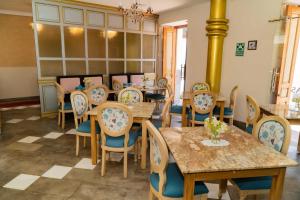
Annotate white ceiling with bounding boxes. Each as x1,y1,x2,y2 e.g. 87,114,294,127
0,0,203,14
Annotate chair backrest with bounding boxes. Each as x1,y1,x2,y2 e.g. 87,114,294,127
97,102,133,147
161,95,174,128
86,84,109,109
166,84,173,98
118,87,143,104
157,77,168,88
246,95,260,126
190,90,216,115
144,73,156,87
229,85,239,110
70,91,89,128
146,120,169,194
54,82,65,104
253,116,291,155
130,74,144,86
112,75,128,85
60,77,81,92
191,82,210,92
112,80,123,91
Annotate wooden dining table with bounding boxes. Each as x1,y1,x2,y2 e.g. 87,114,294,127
181,91,226,127
260,104,300,153
160,126,298,200
87,102,156,169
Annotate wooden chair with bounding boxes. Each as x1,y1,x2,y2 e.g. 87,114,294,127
146,120,209,200
70,91,100,156
86,84,109,110
146,77,168,107
230,115,291,200
97,102,139,178
214,85,239,125
191,82,210,92
152,94,174,129
118,87,143,104
55,82,73,129
189,91,216,127
245,95,260,134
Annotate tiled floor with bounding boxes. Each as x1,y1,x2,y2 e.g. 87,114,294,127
0,106,299,199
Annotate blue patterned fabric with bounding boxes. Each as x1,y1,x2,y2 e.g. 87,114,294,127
105,130,139,148
72,93,88,117
171,105,190,114
146,93,165,100
213,106,233,116
193,94,214,112
60,102,72,110
119,90,142,104
246,125,253,134
232,176,272,190
101,108,129,131
188,111,210,122
77,120,100,133
150,163,209,198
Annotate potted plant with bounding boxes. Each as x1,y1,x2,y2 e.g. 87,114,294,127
204,117,228,144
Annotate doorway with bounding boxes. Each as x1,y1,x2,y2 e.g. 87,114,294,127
162,20,187,104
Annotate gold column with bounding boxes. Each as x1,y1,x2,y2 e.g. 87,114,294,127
206,0,229,93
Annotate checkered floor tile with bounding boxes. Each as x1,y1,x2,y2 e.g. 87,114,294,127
3,174,40,190
26,116,41,121
74,158,99,170
65,129,76,135
6,119,24,124
42,165,72,179
18,136,41,144
43,132,64,139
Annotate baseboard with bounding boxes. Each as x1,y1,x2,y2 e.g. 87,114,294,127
233,120,246,130
0,96,40,108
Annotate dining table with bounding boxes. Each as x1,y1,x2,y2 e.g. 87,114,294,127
181,91,226,127
87,101,156,169
260,104,300,153
160,126,298,200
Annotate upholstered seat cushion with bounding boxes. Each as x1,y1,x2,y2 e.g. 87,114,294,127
145,93,165,100
77,120,100,133
152,120,162,129
213,106,233,116
171,105,190,114
60,102,72,110
246,125,253,134
75,85,85,90
105,130,139,148
150,163,209,197
188,111,210,122
232,176,272,190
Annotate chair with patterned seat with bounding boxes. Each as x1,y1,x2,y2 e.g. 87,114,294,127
97,102,139,178
70,91,101,156
245,95,260,134
118,87,143,104
189,91,216,127
229,115,291,200
146,77,168,106
151,95,173,130
214,85,239,125
191,82,210,92
86,84,109,110
55,82,73,129
146,120,209,200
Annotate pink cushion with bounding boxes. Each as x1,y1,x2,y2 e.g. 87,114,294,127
87,77,103,85
60,78,80,92
112,76,128,85
131,75,144,85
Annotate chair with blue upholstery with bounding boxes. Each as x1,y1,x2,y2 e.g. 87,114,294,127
146,77,168,107
229,115,291,200
189,91,216,127
86,84,109,110
146,120,209,200
214,85,239,125
55,82,73,129
151,95,173,130
70,91,100,156
118,87,143,104
191,82,210,92
97,102,139,178
245,95,260,134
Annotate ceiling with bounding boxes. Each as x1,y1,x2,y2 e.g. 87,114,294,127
0,0,202,14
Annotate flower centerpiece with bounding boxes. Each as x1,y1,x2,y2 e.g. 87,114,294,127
204,117,228,144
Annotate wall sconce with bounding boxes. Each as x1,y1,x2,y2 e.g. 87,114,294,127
30,23,43,32
107,30,118,39
68,27,84,35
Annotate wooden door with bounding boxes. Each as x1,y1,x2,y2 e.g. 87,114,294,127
276,6,300,104
162,26,176,92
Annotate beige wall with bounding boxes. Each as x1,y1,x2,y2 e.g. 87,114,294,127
159,0,282,122
0,13,39,99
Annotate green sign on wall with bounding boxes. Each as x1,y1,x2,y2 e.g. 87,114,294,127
235,43,245,56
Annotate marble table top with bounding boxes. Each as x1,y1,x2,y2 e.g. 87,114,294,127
87,102,156,119
260,104,300,121
160,126,298,174
183,91,226,102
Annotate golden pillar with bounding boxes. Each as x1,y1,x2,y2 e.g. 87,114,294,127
206,0,229,93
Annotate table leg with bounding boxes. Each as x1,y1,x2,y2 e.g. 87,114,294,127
297,132,300,153
182,99,188,127
218,179,228,199
90,115,97,165
141,119,147,169
183,174,195,200
219,101,225,122
269,168,286,200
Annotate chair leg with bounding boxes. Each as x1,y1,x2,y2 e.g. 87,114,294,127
200,194,208,200
83,136,87,148
76,135,80,156
58,111,61,126
62,112,65,129
101,149,106,176
229,117,234,126
124,151,128,178
149,190,154,200
239,191,247,200
134,143,138,162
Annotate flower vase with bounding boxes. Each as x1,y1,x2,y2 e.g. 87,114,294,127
206,127,221,144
